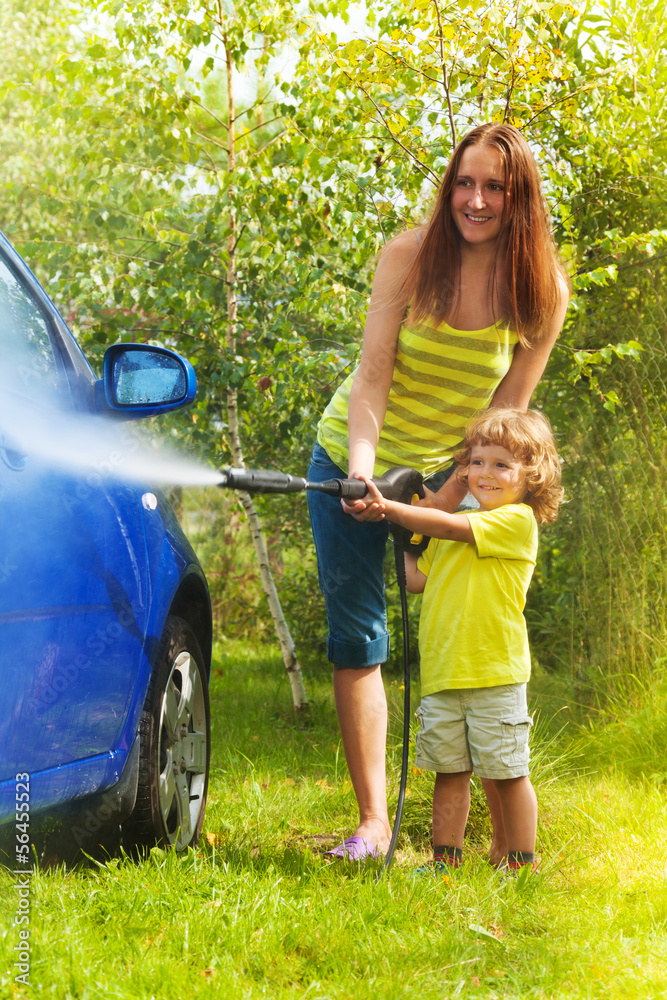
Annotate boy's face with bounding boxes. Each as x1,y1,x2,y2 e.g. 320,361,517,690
467,443,527,512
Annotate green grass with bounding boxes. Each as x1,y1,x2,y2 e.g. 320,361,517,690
2,644,667,999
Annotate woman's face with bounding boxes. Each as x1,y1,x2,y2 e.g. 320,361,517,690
450,145,506,246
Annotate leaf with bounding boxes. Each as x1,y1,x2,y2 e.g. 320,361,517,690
468,923,505,945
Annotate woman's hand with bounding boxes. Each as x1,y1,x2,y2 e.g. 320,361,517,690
413,476,468,514
412,484,438,509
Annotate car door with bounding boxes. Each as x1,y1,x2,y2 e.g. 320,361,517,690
0,248,149,780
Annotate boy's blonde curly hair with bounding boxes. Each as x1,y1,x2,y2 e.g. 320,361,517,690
454,407,564,524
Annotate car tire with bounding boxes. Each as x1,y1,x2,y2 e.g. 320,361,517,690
122,615,210,854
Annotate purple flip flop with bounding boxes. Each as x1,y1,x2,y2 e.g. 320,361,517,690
324,836,381,862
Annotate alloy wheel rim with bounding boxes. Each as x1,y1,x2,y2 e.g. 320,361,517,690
157,650,207,848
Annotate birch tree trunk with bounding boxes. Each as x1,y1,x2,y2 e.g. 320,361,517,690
221,27,308,710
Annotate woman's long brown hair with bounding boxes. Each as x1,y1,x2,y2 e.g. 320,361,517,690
401,123,566,347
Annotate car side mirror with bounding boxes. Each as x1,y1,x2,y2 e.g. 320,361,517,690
96,344,197,417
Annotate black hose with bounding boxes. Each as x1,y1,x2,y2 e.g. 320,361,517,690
375,526,412,883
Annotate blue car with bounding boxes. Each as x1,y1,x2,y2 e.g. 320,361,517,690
0,230,212,862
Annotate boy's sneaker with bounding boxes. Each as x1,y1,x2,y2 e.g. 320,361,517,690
412,858,460,879
497,861,537,885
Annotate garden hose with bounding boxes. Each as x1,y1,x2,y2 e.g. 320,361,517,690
375,523,414,884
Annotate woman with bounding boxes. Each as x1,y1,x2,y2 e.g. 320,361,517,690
307,123,569,863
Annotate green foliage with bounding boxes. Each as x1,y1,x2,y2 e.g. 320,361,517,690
1,0,667,695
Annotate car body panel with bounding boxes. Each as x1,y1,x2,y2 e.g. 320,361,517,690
2,468,149,779
0,230,211,835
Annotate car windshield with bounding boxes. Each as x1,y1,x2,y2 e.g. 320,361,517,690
0,253,61,403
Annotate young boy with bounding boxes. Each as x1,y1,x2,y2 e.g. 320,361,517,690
353,407,564,873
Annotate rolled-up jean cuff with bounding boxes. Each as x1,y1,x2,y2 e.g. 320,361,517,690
329,633,391,670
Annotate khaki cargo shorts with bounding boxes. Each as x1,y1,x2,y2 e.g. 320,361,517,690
415,683,533,779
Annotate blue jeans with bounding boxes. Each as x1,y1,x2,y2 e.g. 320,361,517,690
307,443,477,668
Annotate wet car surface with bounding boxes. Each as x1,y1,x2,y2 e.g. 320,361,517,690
0,231,212,862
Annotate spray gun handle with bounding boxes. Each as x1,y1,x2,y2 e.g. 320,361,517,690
334,466,425,505
370,466,425,505
366,467,427,552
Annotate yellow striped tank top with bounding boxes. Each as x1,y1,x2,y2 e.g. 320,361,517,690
317,317,518,477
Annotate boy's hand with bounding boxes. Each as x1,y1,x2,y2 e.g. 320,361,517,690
341,475,387,522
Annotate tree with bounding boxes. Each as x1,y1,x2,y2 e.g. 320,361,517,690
0,0,328,708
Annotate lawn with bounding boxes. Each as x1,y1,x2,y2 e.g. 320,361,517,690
2,643,667,999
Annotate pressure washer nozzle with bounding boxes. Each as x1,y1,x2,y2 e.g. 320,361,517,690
217,468,309,494
216,468,358,498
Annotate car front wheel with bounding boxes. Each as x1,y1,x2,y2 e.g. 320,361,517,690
123,615,210,853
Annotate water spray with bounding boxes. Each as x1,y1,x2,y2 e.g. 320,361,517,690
218,463,425,880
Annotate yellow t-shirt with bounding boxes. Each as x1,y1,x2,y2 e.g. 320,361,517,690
416,504,538,695
317,317,518,477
